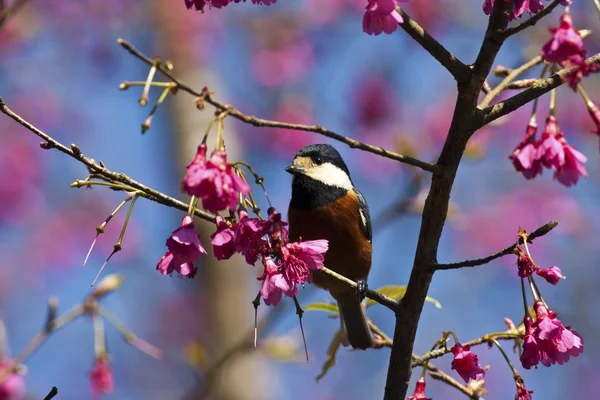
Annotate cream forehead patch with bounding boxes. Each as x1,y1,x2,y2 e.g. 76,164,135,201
293,156,316,170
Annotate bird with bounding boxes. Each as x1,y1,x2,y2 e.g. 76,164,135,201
286,144,374,350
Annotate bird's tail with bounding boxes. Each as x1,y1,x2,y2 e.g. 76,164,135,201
337,297,373,350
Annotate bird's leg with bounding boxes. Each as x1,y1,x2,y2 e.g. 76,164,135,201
356,278,368,303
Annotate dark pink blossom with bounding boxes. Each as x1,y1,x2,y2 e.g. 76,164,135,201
520,303,584,369
515,384,534,400
516,246,535,278
553,136,588,186
89,357,113,398
483,0,544,21
363,0,406,36
450,343,485,383
563,55,599,89
0,358,25,400
182,145,250,214
407,377,432,400
211,216,237,260
542,12,584,64
536,265,563,285
156,216,205,278
258,257,297,306
510,118,543,179
185,0,230,11
235,210,267,265
280,239,328,285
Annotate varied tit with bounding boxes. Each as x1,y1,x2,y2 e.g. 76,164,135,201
286,144,373,350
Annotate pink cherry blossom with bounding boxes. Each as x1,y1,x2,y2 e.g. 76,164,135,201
182,144,250,213
450,343,485,383
520,303,584,369
407,377,432,400
89,357,113,398
258,257,297,306
363,0,406,36
211,216,237,260
536,265,563,285
483,0,544,21
542,12,584,64
510,118,543,179
280,239,328,285
515,384,534,400
235,210,267,265
0,358,25,400
156,216,206,278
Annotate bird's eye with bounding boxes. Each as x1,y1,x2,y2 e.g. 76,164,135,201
314,156,324,165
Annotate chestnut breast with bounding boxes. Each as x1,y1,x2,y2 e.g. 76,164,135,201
288,190,372,297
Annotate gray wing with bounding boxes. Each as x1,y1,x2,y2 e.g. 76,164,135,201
354,188,372,242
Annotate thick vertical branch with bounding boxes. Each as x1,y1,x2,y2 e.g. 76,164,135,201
382,3,512,399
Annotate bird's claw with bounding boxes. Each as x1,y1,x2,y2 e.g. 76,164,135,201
356,279,368,303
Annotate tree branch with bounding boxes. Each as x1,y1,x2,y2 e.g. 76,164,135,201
320,267,399,312
503,0,563,38
433,221,558,271
396,7,470,83
478,56,543,108
427,364,483,400
0,97,217,223
479,53,600,127
117,39,438,174
383,3,513,398
412,331,522,367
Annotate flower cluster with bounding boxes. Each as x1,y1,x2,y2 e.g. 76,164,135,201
510,115,587,187
542,11,597,89
210,207,329,306
515,245,563,285
483,0,572,21
184,0,276,12
450,342,486,383
363,0,407,36
520,301,583,369
182,144,250,214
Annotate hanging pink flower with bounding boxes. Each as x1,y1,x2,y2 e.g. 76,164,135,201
182,145,250,214
156,216,205,278
235,209,268,265
258,257,297,306
450,342,486,383
89,357,114,398
211,216,237,260
407,377,432,400
542,12,584,64
363,0,407,36
0,358,25,400
280,239,329,285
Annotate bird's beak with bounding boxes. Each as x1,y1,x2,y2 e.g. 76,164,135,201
285,165,305,176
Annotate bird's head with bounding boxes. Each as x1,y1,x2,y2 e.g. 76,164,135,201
285,144,353,190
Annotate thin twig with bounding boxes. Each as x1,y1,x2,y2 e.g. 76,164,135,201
0,97,216,223
433,221,558,271
43,387,59,400
0,304,85,383
503,0,563,38
427,364,482,399
319,267,399,311
480,53,600,127
0,0,26,29
479,56,544,108
412,331,522,367
396,7,470,83
117,39,438,174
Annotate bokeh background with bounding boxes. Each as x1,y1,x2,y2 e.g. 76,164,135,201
1,1,599,399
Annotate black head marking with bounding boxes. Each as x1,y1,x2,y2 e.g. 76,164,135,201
294,144,351,178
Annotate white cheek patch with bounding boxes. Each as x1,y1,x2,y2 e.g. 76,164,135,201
305,163,353,191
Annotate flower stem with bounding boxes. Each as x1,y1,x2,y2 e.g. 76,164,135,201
202,116,217,145
490,338,519,378
520,278,530,319
576,84,594,108
187,196,196,216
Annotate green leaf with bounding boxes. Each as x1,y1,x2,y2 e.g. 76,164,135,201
304,302,339,314
315,329,342,383
367,285,442,309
